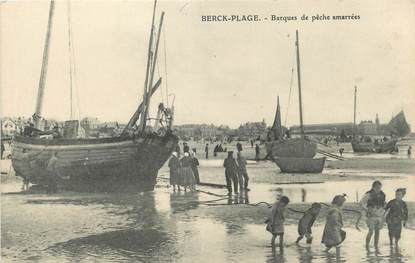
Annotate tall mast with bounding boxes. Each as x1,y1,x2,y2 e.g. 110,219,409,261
295,30,305,138
34,0,55,128
353,85,357,138
141,11,165,132
138,0,158,131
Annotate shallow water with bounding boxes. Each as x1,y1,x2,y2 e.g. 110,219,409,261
2,177,415,263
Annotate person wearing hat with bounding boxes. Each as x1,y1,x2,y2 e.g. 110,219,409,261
180,152,196,192
384,188,408,246
322,194,346,252
168,152,181,192
223,151,239,195
360,180,386,250
236,151,249,191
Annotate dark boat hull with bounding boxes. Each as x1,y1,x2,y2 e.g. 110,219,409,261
351,139,397,153
273,157,326,173
11,133,178,192
266,138,317,158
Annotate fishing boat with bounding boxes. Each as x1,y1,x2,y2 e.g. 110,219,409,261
266,30,325,173
350,86,398,153
11,0,178,192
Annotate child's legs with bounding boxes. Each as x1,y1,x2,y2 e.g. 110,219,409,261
279,233,284,247
374,219,382,247
305,233,313,244
295,235,304,243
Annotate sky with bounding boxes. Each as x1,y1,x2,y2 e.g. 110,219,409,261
1,0,414,129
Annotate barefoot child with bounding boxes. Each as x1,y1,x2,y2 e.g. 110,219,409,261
266,196,290,250
296,202,322,244
322,195,347,252
384,188,408,246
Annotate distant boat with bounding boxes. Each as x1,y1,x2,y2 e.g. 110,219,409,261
350,86,398,153
11,0,178,192
266,30,325,173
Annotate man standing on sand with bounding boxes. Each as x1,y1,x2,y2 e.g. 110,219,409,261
236,141,242,152
360,180,386,250
408,146,412,158
255,144,260,161
223,151,239,195
205,143,209,159
237,151,249,191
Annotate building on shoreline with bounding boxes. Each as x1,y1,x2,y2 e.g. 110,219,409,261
289,111,410,137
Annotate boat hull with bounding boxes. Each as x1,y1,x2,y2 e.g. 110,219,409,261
266,138,317,158
351,139,397,153
11,133,178,192
273,157,326,173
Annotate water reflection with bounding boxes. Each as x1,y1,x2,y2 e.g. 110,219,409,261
47,192,178,262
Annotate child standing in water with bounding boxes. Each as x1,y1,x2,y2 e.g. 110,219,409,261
322,195,347,252
296,202,322,244
384,188,408,246
266,196,290,250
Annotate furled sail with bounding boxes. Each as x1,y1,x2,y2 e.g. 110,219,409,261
389,111,411,137
270,96,283,140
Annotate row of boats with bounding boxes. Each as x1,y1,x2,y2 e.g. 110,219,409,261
10,0,408,192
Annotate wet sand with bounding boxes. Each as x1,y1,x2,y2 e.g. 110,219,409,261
1,140,415,262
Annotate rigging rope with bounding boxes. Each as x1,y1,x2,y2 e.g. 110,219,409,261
284,67,294,126
162,26,169,107
67,0,82,120
284,44,297,127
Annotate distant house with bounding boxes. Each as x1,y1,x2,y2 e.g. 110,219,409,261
237,120,267,138
80,117,100,130
1,118,18,137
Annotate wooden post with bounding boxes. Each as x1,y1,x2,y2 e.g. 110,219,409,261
295,30,305,138
34,0,55,128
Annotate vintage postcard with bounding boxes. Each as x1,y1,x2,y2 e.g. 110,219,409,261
1,0,414,262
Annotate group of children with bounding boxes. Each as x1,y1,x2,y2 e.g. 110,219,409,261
266,181,408,252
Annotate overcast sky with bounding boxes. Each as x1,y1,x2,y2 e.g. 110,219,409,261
1,0,414,129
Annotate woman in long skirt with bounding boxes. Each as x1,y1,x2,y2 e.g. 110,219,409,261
180,152,196,192
322,194,347,252
168,152,181,191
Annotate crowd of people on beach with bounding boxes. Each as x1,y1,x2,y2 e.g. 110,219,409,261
169,141,251,194
266,180,408,253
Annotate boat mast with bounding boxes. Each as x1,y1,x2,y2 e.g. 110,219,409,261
295,30,305,138
141,11,165,132
138,0,159,132
353,85,357,138
33,0,55,129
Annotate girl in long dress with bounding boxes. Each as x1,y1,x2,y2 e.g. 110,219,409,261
168,152,181,191
322,194,347,252
266,196,290,250
180,152,196,192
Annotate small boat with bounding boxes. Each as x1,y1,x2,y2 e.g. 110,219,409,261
266,30,325,173
351,139,397,153
11,0,178,192
350,86,398,153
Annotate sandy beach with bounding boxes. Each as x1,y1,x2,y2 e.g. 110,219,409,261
2,140,415,262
